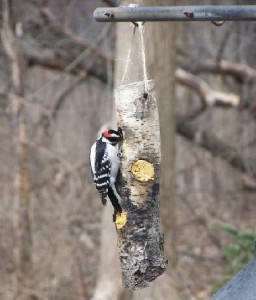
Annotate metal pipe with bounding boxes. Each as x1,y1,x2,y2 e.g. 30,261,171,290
94,6,256,22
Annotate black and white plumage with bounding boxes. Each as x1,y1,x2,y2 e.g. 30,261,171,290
90,127,123,214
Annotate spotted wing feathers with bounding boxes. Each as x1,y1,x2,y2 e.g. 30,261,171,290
90,139,111,205
94,159,111,205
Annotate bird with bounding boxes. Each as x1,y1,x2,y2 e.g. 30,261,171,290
90,127,123,217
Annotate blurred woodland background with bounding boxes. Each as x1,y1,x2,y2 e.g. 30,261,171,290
0,0,256,300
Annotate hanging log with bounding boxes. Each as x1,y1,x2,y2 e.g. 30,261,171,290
114,80,166,290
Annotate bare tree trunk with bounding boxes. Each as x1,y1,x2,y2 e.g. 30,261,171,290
92,204,123,300
1,1,32,298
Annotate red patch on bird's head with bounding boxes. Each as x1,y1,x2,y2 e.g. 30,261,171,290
102,130,111,138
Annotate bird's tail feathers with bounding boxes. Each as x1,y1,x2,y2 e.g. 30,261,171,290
101,195,107,206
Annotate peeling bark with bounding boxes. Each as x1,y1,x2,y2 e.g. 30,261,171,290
114,80,166,290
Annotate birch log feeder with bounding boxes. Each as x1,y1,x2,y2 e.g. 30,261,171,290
114,80,166,289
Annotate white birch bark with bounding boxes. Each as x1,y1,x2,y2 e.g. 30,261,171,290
114,80,165,289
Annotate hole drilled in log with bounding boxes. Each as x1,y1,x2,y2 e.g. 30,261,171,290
131,159,154,182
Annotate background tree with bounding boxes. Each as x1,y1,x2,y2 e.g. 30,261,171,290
0,1,255,300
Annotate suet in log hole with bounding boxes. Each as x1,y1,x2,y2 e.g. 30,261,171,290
131,159,154,182
115,212,127,229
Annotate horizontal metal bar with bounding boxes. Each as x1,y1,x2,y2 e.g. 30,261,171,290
94,6,256,22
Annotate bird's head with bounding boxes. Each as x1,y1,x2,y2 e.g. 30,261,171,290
101,127,123,145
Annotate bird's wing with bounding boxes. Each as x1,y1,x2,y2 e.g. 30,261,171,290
90,140,111,205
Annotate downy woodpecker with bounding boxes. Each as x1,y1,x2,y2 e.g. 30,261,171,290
90,127,123,215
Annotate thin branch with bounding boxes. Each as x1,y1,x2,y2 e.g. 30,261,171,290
1,5,25,95
176,68,240,107
23,23,114,83
39,7,113,63
181,59,256,84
